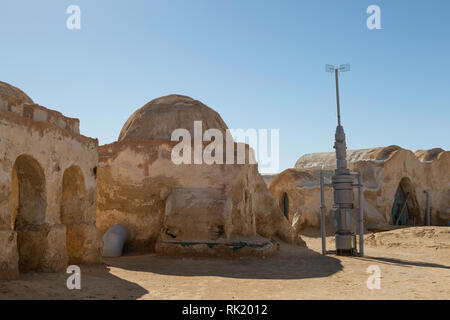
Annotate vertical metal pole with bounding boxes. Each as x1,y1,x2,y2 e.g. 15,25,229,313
424,190,430,226
320,170,326,255
335,69,341,126
358,173,364,257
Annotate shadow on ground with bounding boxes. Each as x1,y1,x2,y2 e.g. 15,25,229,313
104,243,343,280
354,256,450,270
0,264,149,300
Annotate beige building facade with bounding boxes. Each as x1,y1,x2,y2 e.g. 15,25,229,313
0,82,102,280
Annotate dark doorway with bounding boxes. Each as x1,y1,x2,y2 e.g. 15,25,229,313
391,177,421,226
11,155,47,272
61,165,87,264
281,193,289,220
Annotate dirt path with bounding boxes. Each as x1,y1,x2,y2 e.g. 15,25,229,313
1,227,449,300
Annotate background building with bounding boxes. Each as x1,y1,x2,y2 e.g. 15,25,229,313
266,146,450,233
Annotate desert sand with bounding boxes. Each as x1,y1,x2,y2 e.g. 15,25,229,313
0,226,448,300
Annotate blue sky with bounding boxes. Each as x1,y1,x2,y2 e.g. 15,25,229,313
1,0,449,173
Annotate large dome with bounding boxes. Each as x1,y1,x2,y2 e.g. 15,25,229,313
0,81,33,107
119,94,229,141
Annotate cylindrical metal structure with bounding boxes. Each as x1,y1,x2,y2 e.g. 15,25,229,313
328,64,357,256
320,170,326,255
332,124,355,255
358,173,364,257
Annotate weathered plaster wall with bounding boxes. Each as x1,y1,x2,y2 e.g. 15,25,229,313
0,107,102,280
96,140,301,253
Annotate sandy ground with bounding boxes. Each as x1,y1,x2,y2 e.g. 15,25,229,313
0,226,449,300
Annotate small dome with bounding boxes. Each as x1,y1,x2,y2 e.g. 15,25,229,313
0,81,33,107
414,148,445,162
119,94,229,141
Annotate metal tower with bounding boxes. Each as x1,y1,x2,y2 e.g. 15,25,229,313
326,64,357,255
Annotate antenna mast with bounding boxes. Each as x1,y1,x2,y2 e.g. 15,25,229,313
326,64,349,126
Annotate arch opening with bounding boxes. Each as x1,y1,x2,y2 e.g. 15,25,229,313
280,193,289,220
11,155,47,272
61,165,87,264
391,177,421,226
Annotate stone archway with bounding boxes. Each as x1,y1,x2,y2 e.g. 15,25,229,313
61,165,87,264
11,155,47,272
391,177,421,226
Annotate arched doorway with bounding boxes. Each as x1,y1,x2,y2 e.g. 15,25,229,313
391,177,421,226
61,166,87,264
280,193,289,220
11,155,47,272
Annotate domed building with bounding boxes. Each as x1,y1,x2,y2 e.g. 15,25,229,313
96,94,302,256
118,94,229,141
0,81,102,280
0,81,34,107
